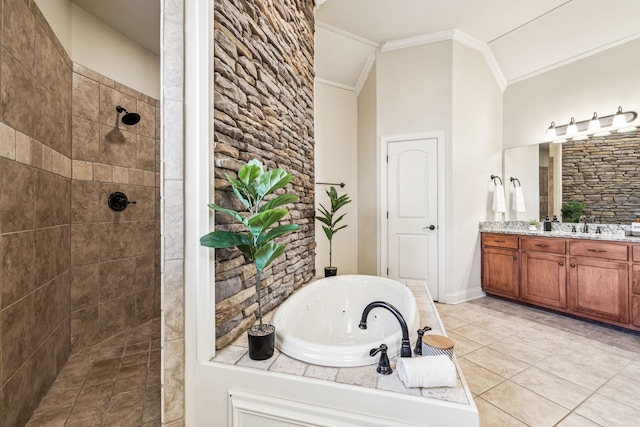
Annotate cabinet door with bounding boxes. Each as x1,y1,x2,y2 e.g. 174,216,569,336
568,257,629,323
521,252,566,308
482,248,519,298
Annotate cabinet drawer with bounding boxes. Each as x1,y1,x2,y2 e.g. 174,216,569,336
633,297,640,328
634,265,640,295
633,246,640,262
482,233,519,249
521,237,566,254
569,240,628,261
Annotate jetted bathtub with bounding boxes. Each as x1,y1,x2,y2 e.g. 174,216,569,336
272,275,421,367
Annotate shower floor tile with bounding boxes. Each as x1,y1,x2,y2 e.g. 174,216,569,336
26,318,161,427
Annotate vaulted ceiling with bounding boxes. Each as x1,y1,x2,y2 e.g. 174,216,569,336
315,0,640,92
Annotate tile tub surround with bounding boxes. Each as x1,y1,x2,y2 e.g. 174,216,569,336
213,281,475,409
479,220,640,243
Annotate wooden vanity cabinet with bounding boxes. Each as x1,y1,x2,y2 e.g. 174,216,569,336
481,234,519,298
482,232,640,332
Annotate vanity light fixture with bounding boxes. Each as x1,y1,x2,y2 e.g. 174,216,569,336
587,112,600,132
566,117,578,136
543,106,637,142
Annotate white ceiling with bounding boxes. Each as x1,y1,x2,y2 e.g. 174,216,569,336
72,0,160,55
315,0,640,91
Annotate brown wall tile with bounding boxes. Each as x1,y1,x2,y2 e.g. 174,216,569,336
34,225,70,287
1,292,36,383
73,73,100,121
99,258,136,301
2,0,36,74
99,295,135,339
99,124,137,168
34,169,71,228
0,158,35,232
71,179,100,224
0,351,38,427
99,85,136,127
136,100,156,139
71,305,99,350
1,49,36,136
136,134,156,171
70,223,102,267
1,230,34,308
136,286,155,324
72,115,100,162
71,264,99,310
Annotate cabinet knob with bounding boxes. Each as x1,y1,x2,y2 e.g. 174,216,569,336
570,263,576,268
559,262,564,266
513,256,518,260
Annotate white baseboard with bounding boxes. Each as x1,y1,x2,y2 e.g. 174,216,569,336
444,287,486,304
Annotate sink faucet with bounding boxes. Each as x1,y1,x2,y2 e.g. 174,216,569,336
579,215,588,233
359,301,412,358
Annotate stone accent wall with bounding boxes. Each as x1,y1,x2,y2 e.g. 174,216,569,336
213,0,316,348
0,1,72,425
70,64,161,351
562,131,640,223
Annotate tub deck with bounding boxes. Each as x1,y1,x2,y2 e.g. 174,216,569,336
209,279,477,424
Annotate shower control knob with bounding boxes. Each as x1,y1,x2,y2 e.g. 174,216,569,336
108,192,136,211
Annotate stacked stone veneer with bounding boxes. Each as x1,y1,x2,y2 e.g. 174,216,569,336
562,131,640,223
213,0,316,348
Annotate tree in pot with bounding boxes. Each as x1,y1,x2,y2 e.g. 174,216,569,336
315,186,351,277
200,159,299,360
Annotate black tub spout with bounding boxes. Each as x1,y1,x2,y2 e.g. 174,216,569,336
359,301,412,358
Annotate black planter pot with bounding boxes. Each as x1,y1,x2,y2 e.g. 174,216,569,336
247,324,276,360
324,267,337,277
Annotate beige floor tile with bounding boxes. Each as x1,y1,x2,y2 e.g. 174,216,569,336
481,381,569,427
457,358,505,395
439,313,469,330
555,412,603,427
618,359,640,381
446,331,484,356
439,304,493,323
488,336,550,365
510,367,591,410
575,393,640,426
475,397,527,427
462,347,529,378
472,316,525,336
451,324,507,346
597,375,640,411
536,356,611,391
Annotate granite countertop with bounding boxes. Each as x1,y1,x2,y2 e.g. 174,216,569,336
480,221,640,243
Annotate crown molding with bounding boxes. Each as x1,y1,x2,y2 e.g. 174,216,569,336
315,21,380,48
354,54,376,97
315,78,355,92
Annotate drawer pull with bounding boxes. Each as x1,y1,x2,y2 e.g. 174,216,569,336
587,249,607,253
493,240,506,243
559,262,564,266
570,264,576,268
534,244,549,247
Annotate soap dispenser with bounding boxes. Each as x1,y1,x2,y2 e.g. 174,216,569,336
543,215,552,231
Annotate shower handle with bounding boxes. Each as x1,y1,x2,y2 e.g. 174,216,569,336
108,192,137,211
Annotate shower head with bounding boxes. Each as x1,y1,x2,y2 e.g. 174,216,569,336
116,105,141,126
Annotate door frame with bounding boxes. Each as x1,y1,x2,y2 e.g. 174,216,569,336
379,131,447,302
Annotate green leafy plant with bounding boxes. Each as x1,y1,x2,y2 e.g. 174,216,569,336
200,159,299,330
529,219,539,226
561,200,586,223
315,186,351,268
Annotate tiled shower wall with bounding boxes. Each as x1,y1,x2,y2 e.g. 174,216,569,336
0,0,73,425
70,64,161,351
0,1,161,425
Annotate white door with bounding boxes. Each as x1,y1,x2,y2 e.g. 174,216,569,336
387,138,438,300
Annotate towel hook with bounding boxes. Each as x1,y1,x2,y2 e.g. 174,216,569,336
490,175,503,185
510,177,521,187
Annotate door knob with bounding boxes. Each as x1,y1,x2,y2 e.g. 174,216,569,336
423,225,436,231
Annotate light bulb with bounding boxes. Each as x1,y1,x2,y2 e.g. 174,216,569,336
587,113,600,132
612,106,627,127
566,117,578,136
544,121,557,140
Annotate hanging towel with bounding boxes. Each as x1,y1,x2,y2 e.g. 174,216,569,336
512,186,526,213
396,355,457,388
492,184,506,213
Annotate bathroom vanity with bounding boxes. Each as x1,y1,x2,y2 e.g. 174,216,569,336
481,226,640,331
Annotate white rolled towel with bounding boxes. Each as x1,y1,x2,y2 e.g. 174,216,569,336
396,355,457,388
492,184,506,213
512,186,526,213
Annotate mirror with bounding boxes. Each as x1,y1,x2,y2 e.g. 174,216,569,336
503,130,640,223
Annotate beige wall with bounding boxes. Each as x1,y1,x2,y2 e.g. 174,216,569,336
503,38,640,150
314,82,358,275
357,65,378,275
34,0,160,99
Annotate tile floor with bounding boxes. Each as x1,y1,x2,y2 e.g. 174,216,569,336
438,296,640,427
26,318,161,426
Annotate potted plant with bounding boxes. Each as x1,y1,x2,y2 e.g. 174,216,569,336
200,159,299,360
561,200,586,223
528,219,539,231
315,186,351,277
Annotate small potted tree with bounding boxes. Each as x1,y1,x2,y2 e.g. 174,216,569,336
200,159,299,360
315,186,351,277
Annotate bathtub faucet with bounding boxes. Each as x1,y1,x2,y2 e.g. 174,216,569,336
359,301,412,358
